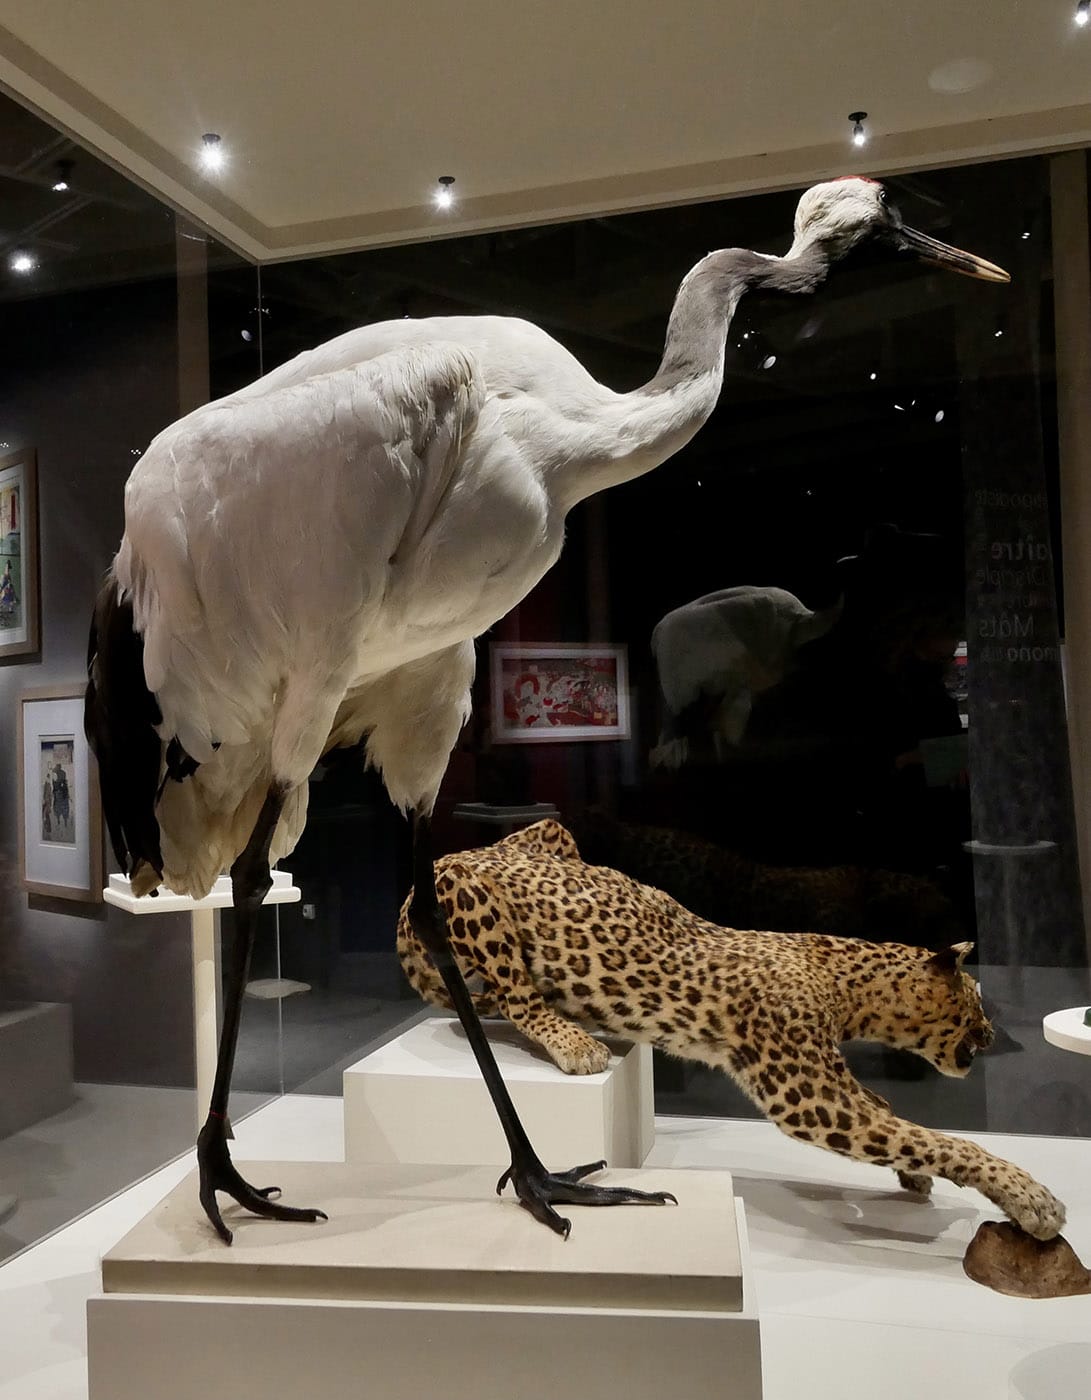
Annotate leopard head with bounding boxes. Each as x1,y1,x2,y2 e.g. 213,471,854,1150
894,942,994,1075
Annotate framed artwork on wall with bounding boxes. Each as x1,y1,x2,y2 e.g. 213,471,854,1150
0,447,40,661
18,686,104,902
490,643,630,743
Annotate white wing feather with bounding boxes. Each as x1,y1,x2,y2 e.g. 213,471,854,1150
117,342,487,896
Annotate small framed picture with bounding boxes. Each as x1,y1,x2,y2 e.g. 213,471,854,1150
0,447,40,661
18,685,103,902
490,643,630,743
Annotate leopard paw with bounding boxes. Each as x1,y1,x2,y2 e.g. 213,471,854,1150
896,1170,933,1196
998,1176,1066,1240
550,1035,612,1076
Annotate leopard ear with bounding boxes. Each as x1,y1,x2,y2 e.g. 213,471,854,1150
928,941,974,973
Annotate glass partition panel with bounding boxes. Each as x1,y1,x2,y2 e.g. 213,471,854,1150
258,153,1089,1132
0,91,266,1262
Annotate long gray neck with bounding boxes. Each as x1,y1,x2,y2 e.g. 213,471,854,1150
653,243,833,385
553,242,834,509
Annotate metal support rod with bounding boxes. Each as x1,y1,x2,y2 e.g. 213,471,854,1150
190,905,222,1133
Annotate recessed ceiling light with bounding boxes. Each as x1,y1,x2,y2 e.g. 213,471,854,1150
1077,1,1089,27
200,133,225,172
9,251,36,274
762,355,777,369
849,111,868,147
52,159,73,193
434,175,456,210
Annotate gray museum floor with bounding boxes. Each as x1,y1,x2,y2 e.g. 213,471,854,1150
0,988,421,1266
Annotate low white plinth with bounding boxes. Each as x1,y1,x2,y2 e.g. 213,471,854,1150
88,1161,761,1400
343,1017,654,1169
1043,1006,1091,1056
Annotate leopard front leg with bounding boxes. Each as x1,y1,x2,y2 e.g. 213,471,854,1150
730,1048,1065,1238
415,865,611,1076
929,1136,1065,1239
498,995,612,1076
859,1086,931,1195
485,948,610,1074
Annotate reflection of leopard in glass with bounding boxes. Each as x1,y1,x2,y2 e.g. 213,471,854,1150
399,820,1064,1239
571,809,967,945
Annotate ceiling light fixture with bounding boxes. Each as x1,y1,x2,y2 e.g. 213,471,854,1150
9,250,36,274
52,159,73,193
849,111,868,147
434,175,456,210
1076,1,1090,27
199,133,225,172
762,355,777,369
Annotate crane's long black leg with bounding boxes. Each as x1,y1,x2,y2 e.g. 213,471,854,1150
196,783,328,1244
408,813,676,1238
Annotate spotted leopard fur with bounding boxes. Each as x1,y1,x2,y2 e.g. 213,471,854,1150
398,819,1064,1240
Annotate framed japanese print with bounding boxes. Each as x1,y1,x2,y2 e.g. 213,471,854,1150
0,447,40,660
490,643,630,743
18,686,104,902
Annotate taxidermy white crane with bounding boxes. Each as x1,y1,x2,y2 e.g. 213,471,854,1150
85,178,1007,1242
650,585,842,768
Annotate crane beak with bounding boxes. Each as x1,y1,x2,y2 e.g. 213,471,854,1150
895,224,1010,283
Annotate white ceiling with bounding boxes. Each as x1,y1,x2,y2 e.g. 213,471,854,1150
0,1,1089,262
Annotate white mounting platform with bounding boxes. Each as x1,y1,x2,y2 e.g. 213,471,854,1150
1043,1006,1091,1056
343,1017,654,1169
102,868,301,914
87,1161,761,1400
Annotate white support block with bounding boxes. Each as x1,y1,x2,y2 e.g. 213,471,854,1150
87,1161,761,1400
0,1001,73,1136
343,1017,654,1169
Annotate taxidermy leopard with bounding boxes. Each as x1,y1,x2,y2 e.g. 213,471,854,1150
398,819,1064,1240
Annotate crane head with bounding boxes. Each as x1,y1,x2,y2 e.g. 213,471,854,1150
793,177,1010,283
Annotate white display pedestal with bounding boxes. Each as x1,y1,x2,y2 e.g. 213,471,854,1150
343,1017,655,1169
103,871,301,1129
1043,1006,1091,1055
87,1161,761,1400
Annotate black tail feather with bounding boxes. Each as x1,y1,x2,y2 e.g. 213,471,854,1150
84,574,165,884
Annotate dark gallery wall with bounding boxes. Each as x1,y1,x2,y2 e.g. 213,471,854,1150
0,276,199,1086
